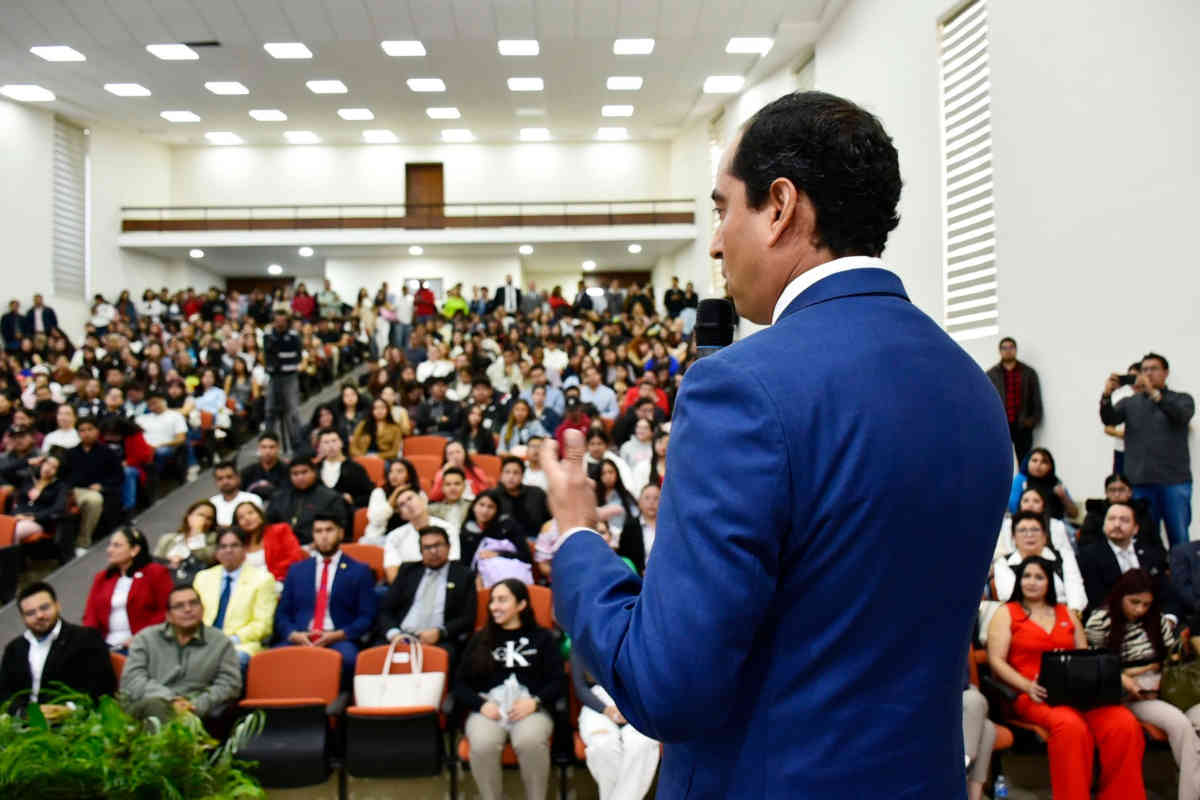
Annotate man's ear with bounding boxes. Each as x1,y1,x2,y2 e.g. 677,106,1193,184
764,178,813,248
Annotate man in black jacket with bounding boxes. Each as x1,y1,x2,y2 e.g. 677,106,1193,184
315,427,375,509
986,337,1043,465
414,375,462,436
1,299,25,352
65,417,122,548
1078,500,1176,621
378,527,476,668
496,456,551,538
0,582,116,714
241,432,289,501
266,452,348,545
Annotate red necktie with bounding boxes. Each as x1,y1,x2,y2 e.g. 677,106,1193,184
309,557,332,642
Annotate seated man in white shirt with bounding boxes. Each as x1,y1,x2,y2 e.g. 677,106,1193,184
637,483,661,566
522,436,549,491
41,404,81,453
136,390,190,477
208,461,263,526
383,487,458,584
578,366,620,423
428,466,471,535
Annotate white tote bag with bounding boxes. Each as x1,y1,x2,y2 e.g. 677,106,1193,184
353,635,446,709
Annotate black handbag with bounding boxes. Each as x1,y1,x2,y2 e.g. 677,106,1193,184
1039,649,1122,709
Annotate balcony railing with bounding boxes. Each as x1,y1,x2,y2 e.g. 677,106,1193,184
121,199,695,233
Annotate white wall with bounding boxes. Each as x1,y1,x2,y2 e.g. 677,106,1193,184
525,269,584,296
168,141,672,208
324,256,521,306
814,0,1199,526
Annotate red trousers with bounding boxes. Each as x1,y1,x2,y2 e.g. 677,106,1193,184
1012,695,1145,800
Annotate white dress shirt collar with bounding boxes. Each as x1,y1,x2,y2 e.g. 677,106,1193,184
24,618,63,702
771,256,891,325
1108,538,1139,572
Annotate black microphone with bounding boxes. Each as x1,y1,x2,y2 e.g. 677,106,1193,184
693,298,735,358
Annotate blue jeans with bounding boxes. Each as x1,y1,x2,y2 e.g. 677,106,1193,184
121,465,139,510
1134,482,1193,549
390,321,411,350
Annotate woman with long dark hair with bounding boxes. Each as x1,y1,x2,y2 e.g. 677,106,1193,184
361,458,423,545
455,404,497,456
232,500,305,581
1086,569,1200,800
460,489,532,586
988,557,1144,800
453,579,564,800
349,396,403,459
595,457,646,573
1008,447,1079,520
337,382,366,433
428,439,493,501
153,499,219,581
82,527,173,650
496,399,547,456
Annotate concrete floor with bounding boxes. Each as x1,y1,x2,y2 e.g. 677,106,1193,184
270,765,606,799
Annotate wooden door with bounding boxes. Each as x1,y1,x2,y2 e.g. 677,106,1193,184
405,163,444,226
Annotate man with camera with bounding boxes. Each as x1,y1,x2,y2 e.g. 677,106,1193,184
1101,352,1194,548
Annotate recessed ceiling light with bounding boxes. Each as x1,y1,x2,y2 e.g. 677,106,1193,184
627,243,642,254
582,260,597,271
205,81,249,95
264,42,313,59
0,85,55,102
307,79,348,94
409,246,424,256
205,131,243,146
507,77,544,92
298,246,314,257
515,108,545,117
284,130,320,144
519,128,551,142
337,108,374,120
31,46,86,62
595,127,629,141
518,244,534,255
426,107,461,119
267,264,283,276
406,78,446,93
602,104,634,117
440,128,475,143
726,37,774,55
362,129,398,144
606,76,643,91
249,109,287,121
147,44,198,61
613,38,654,55
161,110,200,123
381,40,426,57
104,83,151,97
189,249,204,258
498,39,539,56
703,75,745,94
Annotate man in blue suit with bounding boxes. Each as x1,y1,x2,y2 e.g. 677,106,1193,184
274,512,377,685
545,92,1013,798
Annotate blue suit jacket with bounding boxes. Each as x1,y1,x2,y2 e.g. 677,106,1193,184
553,268,1012,798
275,553,378,643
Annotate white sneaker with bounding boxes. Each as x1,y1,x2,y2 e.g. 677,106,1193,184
74,547,89,559
186,465,201,482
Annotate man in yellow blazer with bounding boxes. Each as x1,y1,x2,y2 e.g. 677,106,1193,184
194,528,278,666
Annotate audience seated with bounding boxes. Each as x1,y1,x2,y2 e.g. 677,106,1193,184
208,460,263,526
611,397,665,448
962,680,995,800
987,556,1145,800
991,510,1087,615
378,526,476,667
595,457,646,574
0,582,116,714
429,439,493,501
428,465,471,534
10,451,70,545
315,427,374,508
350,396,406,459
1007,447,1080,522
383,487,457,582
136,389,192,480
65,416,123,551
240,432,288,501
194,528,278,666
453,579,564,800
1084,569,1200,799
1079,473,1155,550
82,527,173,651
231,500,305,581
461,489,533,588
361,458,420,544
1078,501,1175,621
414,375,462,436
121,583,242,722
495,456,552,539
153,499,219,583
274,513,378,686
995,487,1075,559
630,430,668,495
265,453,348,545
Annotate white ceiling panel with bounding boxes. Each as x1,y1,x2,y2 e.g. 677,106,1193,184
656,0,702,38
575,0,618,39
153,0,213,42
0,4,51,46
535,0,574,38
234,0,297,41
279,0,335,41
105,0,174,44
617,0,659,39
362,0,416,38
189,0,256,45
450,0,495,40
21,0,93,49
324,0,375,41
61,0,134,47
492,0,537,38
408,0,458,39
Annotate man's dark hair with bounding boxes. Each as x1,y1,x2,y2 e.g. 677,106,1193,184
216,526,249,546
75,417,98,430
317,426,344,443
999,337,1017,348
530,363,545,373
146,388,166,401
729,91,901,258
472,377,493,389
501,455,526,474
1011,510,1047,534
441,466,466,481
273,308,290,317
634,397,657,410
1106,500,1139,522
1127,362,1142,373
1104,473,1131,488
288,452,316,470
418,526,450,545
213,460,238,475
167,583,200,606
258,431,280,444
17,581,57,605
311,511,342,528
1142,352,1169,371
587,428,610,444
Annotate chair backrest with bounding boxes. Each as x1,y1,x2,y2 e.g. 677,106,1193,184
406,455,441,494
354,643,450,701
0,485,14,514
474,584,553,630
110,651,126,681
244,647,342,705
0,514,16,548
404,436,448,458
200,411,214,430
354,455,386,487
352,507,369,542
342,543,385,583
474,454,502,483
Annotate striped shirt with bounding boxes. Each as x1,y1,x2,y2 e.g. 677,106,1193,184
1084,608,1175,666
